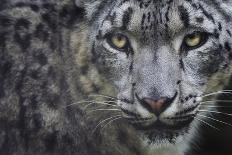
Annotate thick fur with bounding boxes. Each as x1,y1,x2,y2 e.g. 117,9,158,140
0,0,232,155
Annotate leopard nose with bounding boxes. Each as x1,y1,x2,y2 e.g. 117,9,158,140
136,92,178,116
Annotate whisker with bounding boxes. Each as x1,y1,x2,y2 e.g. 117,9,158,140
200,100,232,104
100,117,123,132
63,100,97,108
87,108,121,114
197,114,232,127
202,91,232,98
91,115,122,135
194,116,220,131
89,94,118,100
220,90,232,92
200,105,232,108
83,101,118,110
63,100,118,109
198,110,232,117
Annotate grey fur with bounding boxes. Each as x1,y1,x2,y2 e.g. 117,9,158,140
1,0,232,155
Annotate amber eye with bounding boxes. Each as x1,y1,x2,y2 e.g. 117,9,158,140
182,32,209,50
107,33,129,50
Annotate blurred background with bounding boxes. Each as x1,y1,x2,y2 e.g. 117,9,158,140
189,77,232,155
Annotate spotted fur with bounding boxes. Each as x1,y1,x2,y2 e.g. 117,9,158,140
1,0,232,155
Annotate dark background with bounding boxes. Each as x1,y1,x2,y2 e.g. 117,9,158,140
189,77,232,155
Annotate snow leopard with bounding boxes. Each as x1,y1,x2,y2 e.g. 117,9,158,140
0,0,232,155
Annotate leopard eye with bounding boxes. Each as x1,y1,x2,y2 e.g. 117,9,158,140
107,33,129,51
182,32,209,50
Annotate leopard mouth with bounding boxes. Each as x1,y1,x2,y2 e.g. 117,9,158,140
131,116,194,132
122,109,196,143
129,117,194,143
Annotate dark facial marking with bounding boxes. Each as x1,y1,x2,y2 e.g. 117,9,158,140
199,4,215,23
226,30,232,37
224,42,231,51
178,5,189,27
179,59,185,71
196,17,204,23
218,22,222,31
121,7,133,30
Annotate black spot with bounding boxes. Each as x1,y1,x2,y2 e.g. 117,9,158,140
148,12,151,22
14,18,31,50
0,32,7,49
43,3,55,10
80,65,89,75
35,53,48,66
48,66,57,80
62,134,74,146
30,70,40,79
15,2,26,7
178,5,189,27
30,95,38,110
42,13,57,31
199,4,215,23
196,17,204,23
14,33,31,50
189,95,193,99
96,30,103,40
141,14,146,30
218,22,222,31
15,18,31,30
0,15,12,27
30,4,39,12
32,113,43,131
179,59,185,71
214,29,219,39
34,24,49,42
177,80,181,85
59,5,85,27
44,132,57,152
226,30,232,37
224,42,231,51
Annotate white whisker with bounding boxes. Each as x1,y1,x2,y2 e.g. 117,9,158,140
100,117,123,131
199,110,232,117
200,105,232,108
200,100,232,104
83,101,118,110
89,94,117,100
87,108,121,114
202,91,232,98
194,116,220,131
197,114,232,127
91,115,122,135
63,100,97,108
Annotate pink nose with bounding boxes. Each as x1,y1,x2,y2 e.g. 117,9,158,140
144,98,166,113
136,92,178,116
